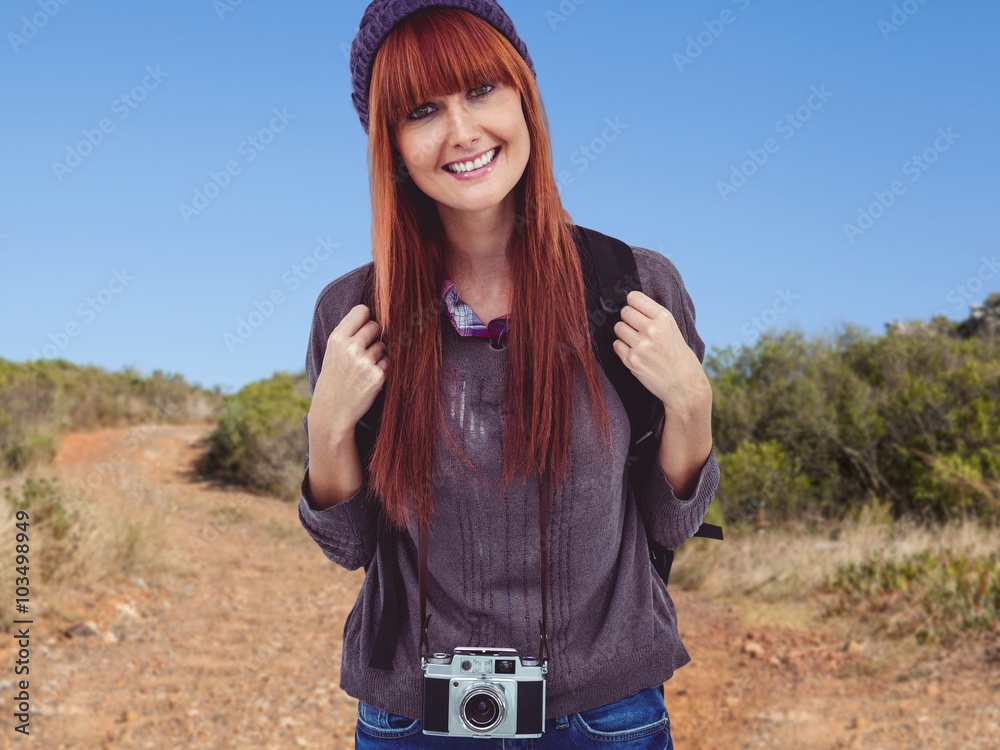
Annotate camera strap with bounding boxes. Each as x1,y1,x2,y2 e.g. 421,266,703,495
537,471,551,668
419,470,551,672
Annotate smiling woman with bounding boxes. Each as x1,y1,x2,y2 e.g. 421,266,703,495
294,1,720,747
392,77,530,216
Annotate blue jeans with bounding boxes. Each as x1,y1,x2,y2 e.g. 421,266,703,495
355,684,672,749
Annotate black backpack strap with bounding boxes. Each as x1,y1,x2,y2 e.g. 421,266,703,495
571,225,723,589
571,224,663,475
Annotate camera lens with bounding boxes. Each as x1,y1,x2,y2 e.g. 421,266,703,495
460,660,472,671
459,686,505,733
464,693,500,729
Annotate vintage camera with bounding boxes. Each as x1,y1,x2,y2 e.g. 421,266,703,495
422,647,546,738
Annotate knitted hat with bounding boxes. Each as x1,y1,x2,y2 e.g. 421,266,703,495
350,0,536,135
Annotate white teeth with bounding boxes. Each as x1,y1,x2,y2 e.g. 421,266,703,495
446,148,497,173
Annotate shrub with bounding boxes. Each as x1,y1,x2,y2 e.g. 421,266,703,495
198,372,310,500
0,357,225,478
715,439,813,526
708,315,1000,523
1,431,57,474
827,548,1000,644
2,477,89,583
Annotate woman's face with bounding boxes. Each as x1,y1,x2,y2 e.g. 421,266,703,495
392,80,530,222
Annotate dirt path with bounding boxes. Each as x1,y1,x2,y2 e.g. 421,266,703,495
1,424,997,749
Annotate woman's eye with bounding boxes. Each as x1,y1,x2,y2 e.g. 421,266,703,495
407,103,432,120
406,84,495,121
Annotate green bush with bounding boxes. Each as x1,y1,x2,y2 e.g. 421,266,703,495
4,477,73,539
715,439,813,526
198,372,310,500
3,478,86,582
1,431,57,473
827,548,1000,644
0,357,225,477
707,314,999,524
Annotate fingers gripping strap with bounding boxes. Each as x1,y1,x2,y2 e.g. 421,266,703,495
572,225,662,472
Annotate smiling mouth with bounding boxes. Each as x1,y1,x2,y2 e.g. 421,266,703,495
443,146,501,174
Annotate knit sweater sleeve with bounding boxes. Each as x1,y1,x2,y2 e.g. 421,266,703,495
628,246,721,550
296,264,380,571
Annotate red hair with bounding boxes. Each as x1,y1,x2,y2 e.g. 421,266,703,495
365,7,613,533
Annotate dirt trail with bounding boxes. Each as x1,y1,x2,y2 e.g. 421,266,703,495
1,424,997,749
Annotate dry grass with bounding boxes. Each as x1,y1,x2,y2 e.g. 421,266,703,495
670,506,1000,608
0,472,177,635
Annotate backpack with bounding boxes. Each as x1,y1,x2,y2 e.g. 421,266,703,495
353,224,723,670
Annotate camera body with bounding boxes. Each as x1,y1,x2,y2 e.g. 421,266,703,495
422,647,546,738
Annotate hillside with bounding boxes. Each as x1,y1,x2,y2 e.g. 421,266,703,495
0,424,997,748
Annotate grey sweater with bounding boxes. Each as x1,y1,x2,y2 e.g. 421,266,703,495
297,244,720,720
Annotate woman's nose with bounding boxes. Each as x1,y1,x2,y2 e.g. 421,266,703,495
444,101,480,147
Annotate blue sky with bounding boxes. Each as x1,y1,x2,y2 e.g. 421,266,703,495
2,0,997,394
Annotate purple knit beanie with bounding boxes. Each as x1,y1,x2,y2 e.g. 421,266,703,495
350,0,536,135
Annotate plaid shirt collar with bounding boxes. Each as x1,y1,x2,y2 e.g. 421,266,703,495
441,270,510,349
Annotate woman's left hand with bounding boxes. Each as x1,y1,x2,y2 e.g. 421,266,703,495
612,290,712,416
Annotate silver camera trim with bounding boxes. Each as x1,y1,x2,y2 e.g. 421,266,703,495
421,647,546,738
457,682,507,734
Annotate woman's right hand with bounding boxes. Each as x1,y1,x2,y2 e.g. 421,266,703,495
310,304,388,436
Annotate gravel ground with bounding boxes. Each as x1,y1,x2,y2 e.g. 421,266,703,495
1,424,997,749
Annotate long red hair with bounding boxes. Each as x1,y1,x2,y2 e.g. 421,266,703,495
365,7,613,533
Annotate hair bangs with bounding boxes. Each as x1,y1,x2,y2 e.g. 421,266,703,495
373,7,523,129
